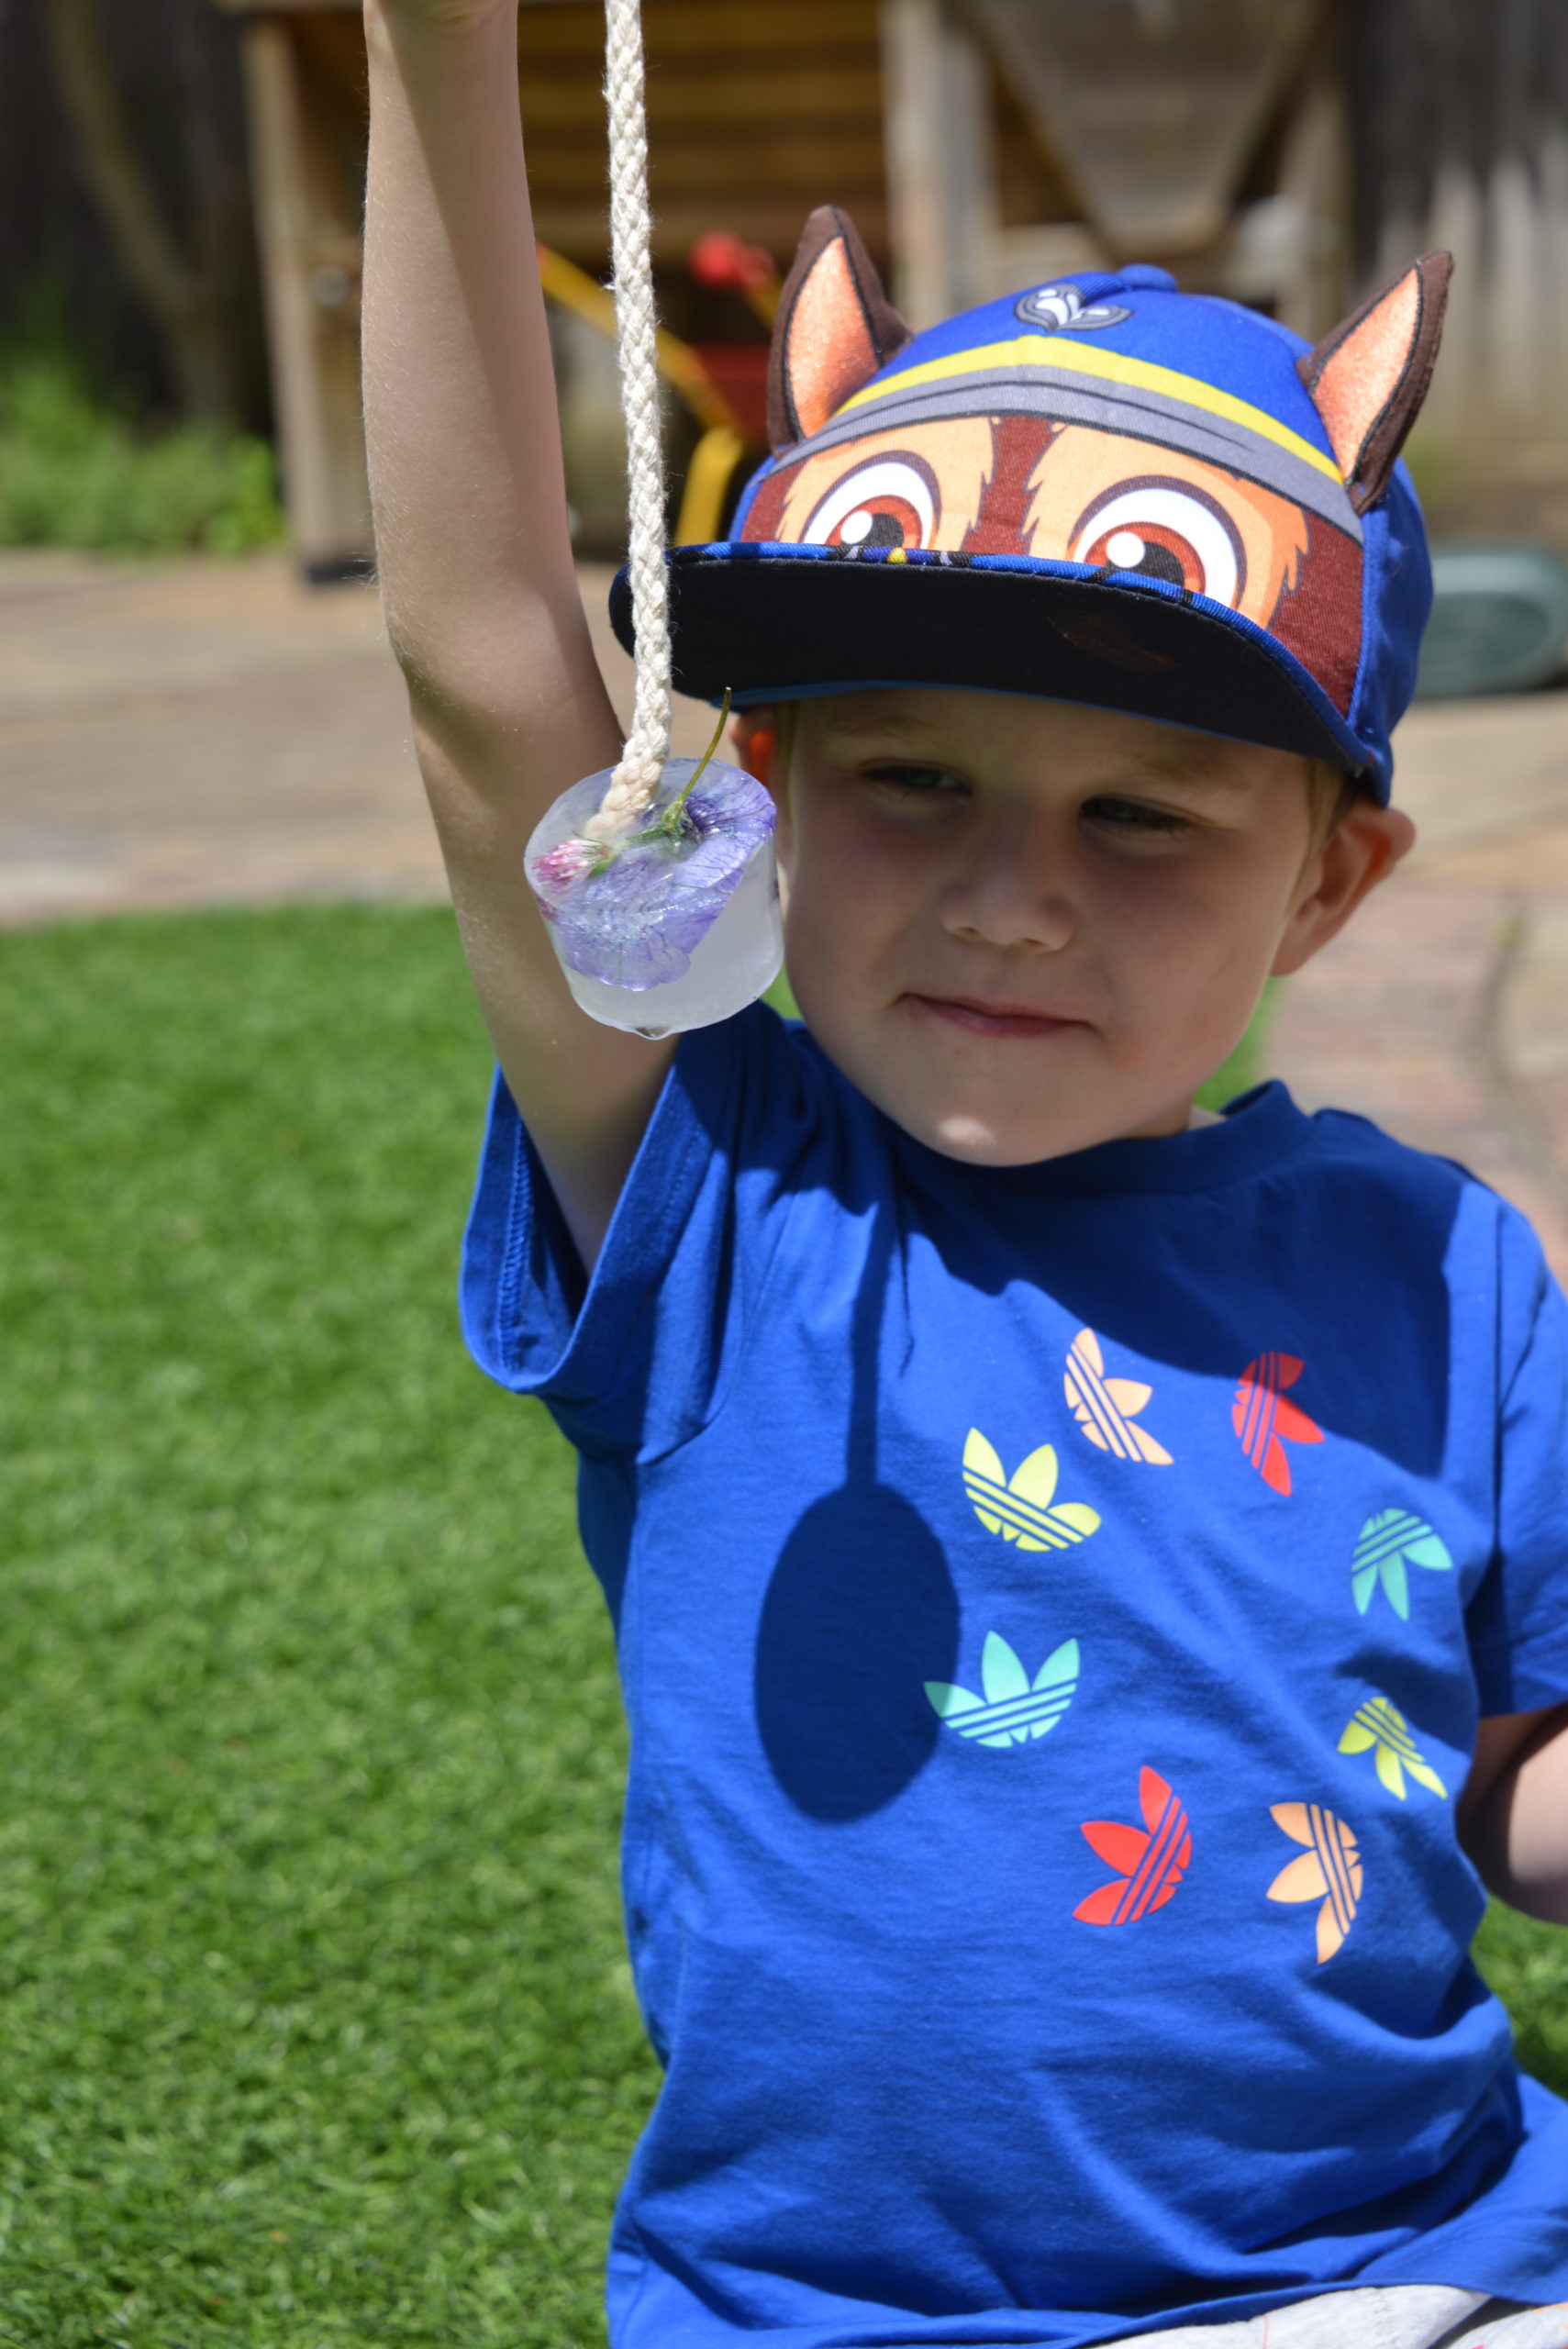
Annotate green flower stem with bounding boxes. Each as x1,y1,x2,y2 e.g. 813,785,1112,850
566,689,737,874
655,686,734,837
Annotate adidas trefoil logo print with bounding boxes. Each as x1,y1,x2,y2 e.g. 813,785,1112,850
962,1431,1100,1550
1337,1696,1446,1798
1351,1509,1454,1619
1074,1768,1192,1925
926,1632,1081,1748
1267,1802,1362,1963
1062,1328,1173,1464
939,1349,1449,1963
1232,1353,1323,1495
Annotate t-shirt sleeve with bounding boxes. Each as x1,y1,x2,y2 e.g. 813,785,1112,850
1468,1208,1568,1715
459,1002,812,1462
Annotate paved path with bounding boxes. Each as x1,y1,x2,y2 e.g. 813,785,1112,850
0,551,717,921
1270,694,1568,1275
3,549,1566,1266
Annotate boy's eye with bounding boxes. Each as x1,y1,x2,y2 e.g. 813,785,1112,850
1071,483,1244,608
1083,796,1190,837
862,762,965,798
803,457,939,552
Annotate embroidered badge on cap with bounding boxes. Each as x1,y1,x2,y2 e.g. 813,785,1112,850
1014,282,1131,332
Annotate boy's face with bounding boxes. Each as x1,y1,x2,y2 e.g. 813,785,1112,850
755,688,1409,1165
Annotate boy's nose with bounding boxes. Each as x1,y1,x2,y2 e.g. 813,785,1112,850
940,831,1076,953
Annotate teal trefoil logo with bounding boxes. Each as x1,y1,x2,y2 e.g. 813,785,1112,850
926,1633,1080,1748
1351,1510,1454,1619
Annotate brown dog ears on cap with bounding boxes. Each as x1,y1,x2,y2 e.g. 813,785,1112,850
1296,250,1452,512
764,206,1453,516
765,205,911,451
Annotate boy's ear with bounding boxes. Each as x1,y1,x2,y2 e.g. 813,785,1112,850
767,206,911,453
1272,797,1416,978
1297,252,1452,513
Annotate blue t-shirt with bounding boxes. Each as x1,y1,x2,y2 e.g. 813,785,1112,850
461,1004,1568,2348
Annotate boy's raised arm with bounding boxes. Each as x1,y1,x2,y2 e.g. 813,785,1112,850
361,0,676,1269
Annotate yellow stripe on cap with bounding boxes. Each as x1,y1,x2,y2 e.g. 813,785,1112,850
837,334,1345,489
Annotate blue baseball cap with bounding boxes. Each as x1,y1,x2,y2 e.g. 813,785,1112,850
611,211,1451,804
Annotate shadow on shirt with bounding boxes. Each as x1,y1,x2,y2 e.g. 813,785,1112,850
743,1036,1465,1826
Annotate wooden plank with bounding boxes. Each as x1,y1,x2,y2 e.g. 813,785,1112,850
517,0,881,56
223,0,890,551
514,67,884,128
523,136,885,194
239,17,372,573
217,0,596,11
533,197,888,262
241,19,339,562
881,0,996,326
512,0,887,268
1269,47,1350,340
962,0,1326,255
217,0,878,24
994,55,1077,228
293,9,372,95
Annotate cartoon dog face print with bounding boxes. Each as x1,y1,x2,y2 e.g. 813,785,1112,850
747,207,1451,720
751,416,1314,639
766,420,993,556
1025,430,1310,629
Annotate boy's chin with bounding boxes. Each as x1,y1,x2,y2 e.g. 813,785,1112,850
926,1110,1054,1166
885,1088,1182,1167
803,1016,1203,1163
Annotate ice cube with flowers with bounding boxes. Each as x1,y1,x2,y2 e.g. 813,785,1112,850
525,753,782,1038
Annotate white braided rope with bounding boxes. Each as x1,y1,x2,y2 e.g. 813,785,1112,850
584,0,672,841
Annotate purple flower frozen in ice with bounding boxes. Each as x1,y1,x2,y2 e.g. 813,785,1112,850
527,766,774,990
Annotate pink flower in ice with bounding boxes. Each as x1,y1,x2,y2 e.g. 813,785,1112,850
533,836,605,897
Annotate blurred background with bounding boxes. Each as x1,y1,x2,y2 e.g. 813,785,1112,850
2,6,1567,2343
10,0,1568,560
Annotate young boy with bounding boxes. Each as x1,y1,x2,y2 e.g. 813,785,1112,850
360,5,1568,2342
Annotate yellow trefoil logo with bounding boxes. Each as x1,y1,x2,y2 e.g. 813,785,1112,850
962,1431,1100,1552
1337,1696,1446,1800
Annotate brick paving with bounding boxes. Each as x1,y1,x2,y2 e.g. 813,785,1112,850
1269,695,1568,1275
0,552,714,922
3,547,1566,1265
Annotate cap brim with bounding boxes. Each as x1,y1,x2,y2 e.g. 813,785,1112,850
613,543,1372,786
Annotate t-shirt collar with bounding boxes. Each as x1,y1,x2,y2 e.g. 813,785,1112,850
896,1078,1311,1199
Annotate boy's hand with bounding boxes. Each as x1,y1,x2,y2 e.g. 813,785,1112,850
1460,1703,1568,1924
361,0,675,1271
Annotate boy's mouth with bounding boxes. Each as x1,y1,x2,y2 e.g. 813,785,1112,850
902,992,1088,1041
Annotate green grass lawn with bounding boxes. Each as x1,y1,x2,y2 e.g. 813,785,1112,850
0,908,1563,2346
0,908,652,2347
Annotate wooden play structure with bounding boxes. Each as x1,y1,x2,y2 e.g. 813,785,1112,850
216,0,1568,576
217,0,889,575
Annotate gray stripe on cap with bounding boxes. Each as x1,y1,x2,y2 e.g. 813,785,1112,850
784,369,1362,543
